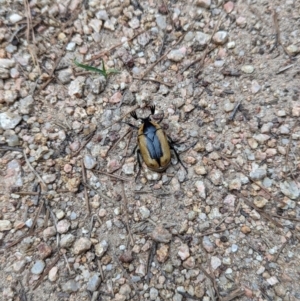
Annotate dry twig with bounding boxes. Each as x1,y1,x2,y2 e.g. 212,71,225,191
272,10,291,57
87,30,147,61
81,159,90,214
121,183,134,246
274,239,289,262
93,169,131,181
234,192,282,228
221,289,245,301
140,32,187,80
35,29,74,95
23,150,47,191
113,252,139,293
146,241,157,284
133,76,174,87
102,105,139,131
71,129,97,157
33,252,61,289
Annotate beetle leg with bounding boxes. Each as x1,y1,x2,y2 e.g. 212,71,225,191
125,143,138,157
135,149,143,181
169,144,188,174
130,111,138,120
149,105,156,115
122,121,139,129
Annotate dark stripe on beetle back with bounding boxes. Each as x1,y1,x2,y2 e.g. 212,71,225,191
138,121,163,162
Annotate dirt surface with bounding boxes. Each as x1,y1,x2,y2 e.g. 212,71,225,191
1,0,300,300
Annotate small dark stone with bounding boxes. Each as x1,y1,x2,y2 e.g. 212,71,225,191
119,250,133,263
220,236,228,243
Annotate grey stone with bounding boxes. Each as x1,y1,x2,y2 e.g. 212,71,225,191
150,287,159,300
0,58,15,68
96,10,108,20
61,280,79,292
60,234,75,248
156,15,167,29
95,240,108,258
0,112,22,130
280,181,299,200
0,220,12,231
73,237,92,254
87,274,101,291
83,154,97,169
31,260,45,275
19,95,34,114
58,68,73,84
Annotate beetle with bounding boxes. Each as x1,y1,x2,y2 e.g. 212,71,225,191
128,105,187,176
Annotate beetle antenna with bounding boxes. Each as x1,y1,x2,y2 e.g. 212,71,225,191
130,111,138,120
149,105,155,116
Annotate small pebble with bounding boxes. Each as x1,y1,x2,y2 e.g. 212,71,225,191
224,1,234,13
196,0,211,8
151,226,172,243
57,219,71,234
31,260,45,275
48,267,58,282
213,31,228,45
73,237,92,255
280,181,299,200
87,274,101,291
241,65,254,74
211,256,221,270
167,48,186,62
0,220,12,231
61,280,79,293
95,240,108,258
178,244,190,260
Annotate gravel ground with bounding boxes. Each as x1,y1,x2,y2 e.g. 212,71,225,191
1,0,300,300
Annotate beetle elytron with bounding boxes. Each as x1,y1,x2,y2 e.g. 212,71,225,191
129,105,187,175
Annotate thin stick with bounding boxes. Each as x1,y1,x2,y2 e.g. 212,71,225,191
194,15,223,77
221,289,245,301
5,228,44,249
113,252,139,293
29,199,44,235
132,76,174,87
33,252,61,290
81,159,90,214
276,64,294,75
182,16,222,74
198,225,237,237
23,150,47,191
140,32,187,80
271,214,300,222
234,192,282,228
35,29,74,95
12,190,74,196
0,146,23,152
81,181,111,202
87,29,147,61
181,46,216,74
93,169,131,181
272,10,291,57
121,183,134,246
108,129,132,154
274,240,288,262
97,260,105,281
23,0,41,74
227,100,242,121
102,105,139,131
71,129,97,157
284,120,299,177
146,241,157,284
218,152,272,197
